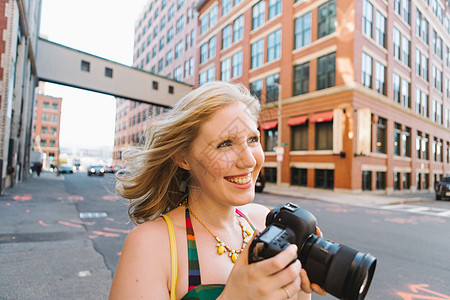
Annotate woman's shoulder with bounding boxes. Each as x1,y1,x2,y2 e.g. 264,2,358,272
110,216,172,299
239,203,270,231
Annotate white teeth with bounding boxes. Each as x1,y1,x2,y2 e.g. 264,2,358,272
226,174,252,185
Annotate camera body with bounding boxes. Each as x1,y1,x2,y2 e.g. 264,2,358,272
248,203,376,300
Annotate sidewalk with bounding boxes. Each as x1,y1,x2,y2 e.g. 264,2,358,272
263,183,435,206
0,172,111,300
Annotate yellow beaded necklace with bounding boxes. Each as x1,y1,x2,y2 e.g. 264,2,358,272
186,203,253,263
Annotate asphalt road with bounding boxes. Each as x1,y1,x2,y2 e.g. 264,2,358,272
28,172,450,299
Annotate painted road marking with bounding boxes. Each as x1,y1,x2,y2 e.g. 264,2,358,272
379,204,450,218
397,284,450,300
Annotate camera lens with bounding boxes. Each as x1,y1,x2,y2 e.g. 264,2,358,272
299,235,377,300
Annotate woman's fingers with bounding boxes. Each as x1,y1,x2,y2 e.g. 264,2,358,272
255,244,298,277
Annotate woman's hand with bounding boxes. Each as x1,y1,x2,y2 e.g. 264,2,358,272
219,233,301,300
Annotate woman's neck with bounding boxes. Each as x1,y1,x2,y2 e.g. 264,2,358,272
187,190,237,229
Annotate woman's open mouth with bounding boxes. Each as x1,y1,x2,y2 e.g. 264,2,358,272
224,173,252,185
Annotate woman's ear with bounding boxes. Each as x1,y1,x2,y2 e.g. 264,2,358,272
171,155,190,170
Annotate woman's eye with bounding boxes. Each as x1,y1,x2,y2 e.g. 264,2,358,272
248,136,259,143
217,140,232,148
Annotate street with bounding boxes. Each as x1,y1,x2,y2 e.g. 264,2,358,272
1,171,449,300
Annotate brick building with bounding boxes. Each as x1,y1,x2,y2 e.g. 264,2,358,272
32,92,63,169
0,0,42,192
113,0,198,165
196,0,449,194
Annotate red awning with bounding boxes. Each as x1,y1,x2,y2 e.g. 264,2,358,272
310,111,333,123
260,120,278,130
287,115,308,126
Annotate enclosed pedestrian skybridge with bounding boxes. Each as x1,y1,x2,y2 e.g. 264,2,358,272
36,38,192,107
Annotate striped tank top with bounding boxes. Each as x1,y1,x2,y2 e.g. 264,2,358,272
181,207,255,299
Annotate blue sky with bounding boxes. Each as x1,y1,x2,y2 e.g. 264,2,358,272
39,0,148,149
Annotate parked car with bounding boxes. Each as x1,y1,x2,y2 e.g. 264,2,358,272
435,176,450,200
104,165,116,173
255,173,266,193
87,165,105,176
58,163,74,174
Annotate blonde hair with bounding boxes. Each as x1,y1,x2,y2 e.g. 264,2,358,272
116,81,260,224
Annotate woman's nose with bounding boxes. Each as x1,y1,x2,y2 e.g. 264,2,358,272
236,145,256,169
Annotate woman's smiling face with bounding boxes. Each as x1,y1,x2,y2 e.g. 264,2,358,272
183,102,264,206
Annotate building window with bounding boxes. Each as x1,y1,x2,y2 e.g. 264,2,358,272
267,29,281,62
402,0,411,24
402,127,411,157
421,54,428,81
422,134,429,160
199,71,207,85
291,168,307,187
403,173,411,190
81,60,90,72
41,126,48,134
233,15,244,42
264,167,277,183
210,5,218,27
376,117,386,153
222,25,232,50
152,81,158,90
362,52,373,88
294,12,312,49
105,67,113,78
393,172,401,190
315,169,334,189
394,0,401,14
376,171,386,190
268,0,282,20
209,36,216,60
394,123,402,156
422,18,429,43
252,1,265,30
402,36,410,66
176,16,184,33
165,50,173,66
232,51,243,78
174,66,182,81
264,127,278,152
266,73,280,103
222,0,232,16
393,27,401,60
207,66,215,82
318,0,336,39
362,0,373,37
251,39,264,69
291,124,308,150
375,62,386,95
393,73,401,103
158,58,163,72
362,171,372,191
221,58,231,81
200,43,208,63
375,11,386,48
200,15,209,34
315,121,333,150
43,102,50,109
401,79,410,108
250,79,263,101
317,52,336,90
175,41,183,59
293,62,309,96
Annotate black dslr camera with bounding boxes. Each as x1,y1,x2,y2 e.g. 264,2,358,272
248,203,376,300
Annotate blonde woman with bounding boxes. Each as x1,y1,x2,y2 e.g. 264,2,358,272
109,82,326,299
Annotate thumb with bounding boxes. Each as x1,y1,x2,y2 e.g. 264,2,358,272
235,229,260,266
